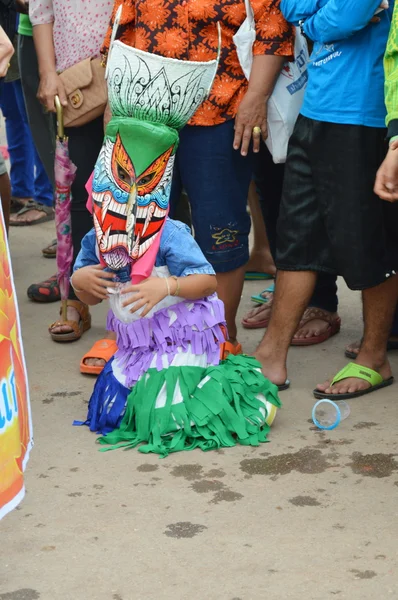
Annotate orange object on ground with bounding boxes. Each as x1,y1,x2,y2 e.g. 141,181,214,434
80,339,118,375
219,341,243,361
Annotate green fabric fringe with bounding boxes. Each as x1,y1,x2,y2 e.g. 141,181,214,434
97,355,281,457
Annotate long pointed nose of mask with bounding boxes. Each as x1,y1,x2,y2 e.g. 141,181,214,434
126,184,137,255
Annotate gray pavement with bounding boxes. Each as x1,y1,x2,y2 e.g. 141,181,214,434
1,221,398,600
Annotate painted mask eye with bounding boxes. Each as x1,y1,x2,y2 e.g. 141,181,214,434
138,172,156,186
117,163,132,187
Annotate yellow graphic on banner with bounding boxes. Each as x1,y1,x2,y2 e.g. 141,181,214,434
0,207,32,520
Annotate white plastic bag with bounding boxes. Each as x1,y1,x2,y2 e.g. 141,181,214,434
266,31,309,163
233,3,309,164
232,0,255,80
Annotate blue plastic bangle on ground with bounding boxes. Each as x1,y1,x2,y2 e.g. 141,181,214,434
312,399,341,430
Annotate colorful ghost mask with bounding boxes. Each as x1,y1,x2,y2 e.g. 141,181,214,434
92,17,220,274
92,119,178,270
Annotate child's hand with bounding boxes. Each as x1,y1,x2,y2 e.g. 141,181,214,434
121,277,169,317
72,265,117,300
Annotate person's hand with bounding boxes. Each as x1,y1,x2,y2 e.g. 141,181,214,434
371,1,389,22
0,27,14,78
15,0,29,14
234,90,267,156
71,265,117,300
121,277,169,317
37,71,68,112
374,143,398,202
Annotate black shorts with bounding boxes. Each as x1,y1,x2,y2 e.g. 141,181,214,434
276,116,398,290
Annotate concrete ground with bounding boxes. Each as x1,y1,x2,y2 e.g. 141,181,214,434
1,221,398,600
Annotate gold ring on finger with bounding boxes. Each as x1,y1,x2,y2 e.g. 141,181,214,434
253,126,261,136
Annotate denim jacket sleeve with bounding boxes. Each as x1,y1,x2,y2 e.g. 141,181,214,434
73,229,99,272
159,219,216,277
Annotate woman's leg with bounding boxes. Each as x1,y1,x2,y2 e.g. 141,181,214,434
254,142,284,258
32,144,54,207
18,34,56,186
246,181,275,276
0,80,35,200
14,79,53,208
177,120,252,344
2,79,54,224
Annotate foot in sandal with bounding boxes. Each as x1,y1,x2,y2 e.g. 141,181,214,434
80,335,118,375
42,239,57,258
10,200,54,226
292,307,341,346
49,300,91,342
314,358,393,400
345,336,398,359
242,286,274,329
243,299,341,348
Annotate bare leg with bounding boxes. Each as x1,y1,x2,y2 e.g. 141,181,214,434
0,172,11,233
246,182,276,276
217,265,246,343
255,270,317,385
317,275,398,395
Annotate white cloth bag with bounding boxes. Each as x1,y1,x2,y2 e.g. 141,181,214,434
233,1,309,163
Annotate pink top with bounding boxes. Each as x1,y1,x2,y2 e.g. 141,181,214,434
30,1,113,72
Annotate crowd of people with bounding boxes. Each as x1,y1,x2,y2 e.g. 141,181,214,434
1,0,398,455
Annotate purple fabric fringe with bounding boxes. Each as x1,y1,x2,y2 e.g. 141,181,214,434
107,295,226,388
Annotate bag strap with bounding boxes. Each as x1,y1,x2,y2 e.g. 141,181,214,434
105,4,123,80
243,0,255,25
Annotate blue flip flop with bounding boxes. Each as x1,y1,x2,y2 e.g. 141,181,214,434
251,283,275,305
245,271,274,281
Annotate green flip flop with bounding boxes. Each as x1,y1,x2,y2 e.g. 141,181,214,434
251,283,275,305
313,362,394,400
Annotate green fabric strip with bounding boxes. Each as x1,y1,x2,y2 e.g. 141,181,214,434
98,355,281,457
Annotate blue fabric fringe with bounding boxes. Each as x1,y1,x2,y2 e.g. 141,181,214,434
73,358,130,435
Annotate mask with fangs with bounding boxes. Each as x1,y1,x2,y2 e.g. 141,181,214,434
92,117,178,271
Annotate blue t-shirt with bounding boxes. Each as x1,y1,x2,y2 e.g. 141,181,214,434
74,218,215,281
281,0,394,127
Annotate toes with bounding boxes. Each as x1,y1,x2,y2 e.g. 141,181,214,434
316,381,330,392
84,358,106,367
294,328,305,339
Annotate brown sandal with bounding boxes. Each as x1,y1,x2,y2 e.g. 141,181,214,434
49,300,91,343
42,239,57,258
291,307,341,346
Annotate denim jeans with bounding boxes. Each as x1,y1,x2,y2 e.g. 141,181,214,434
170,120,252,273
0,79,53,206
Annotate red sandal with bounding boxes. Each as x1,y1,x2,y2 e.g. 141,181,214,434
291,307,341,346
